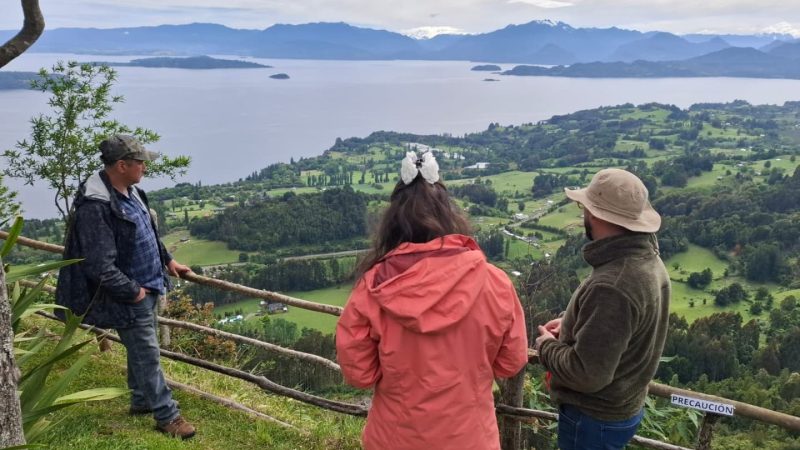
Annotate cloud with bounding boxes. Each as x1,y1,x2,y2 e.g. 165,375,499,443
508,0,574,8
4,0,800,38
762,21,800,37
401,26,470,38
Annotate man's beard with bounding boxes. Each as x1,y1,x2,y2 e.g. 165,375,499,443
584,214,593,241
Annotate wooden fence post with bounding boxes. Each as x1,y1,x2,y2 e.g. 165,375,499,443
158,294,170,347
498,369,526,450
696,413,720,450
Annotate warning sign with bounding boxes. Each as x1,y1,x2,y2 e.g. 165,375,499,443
670,394,735,416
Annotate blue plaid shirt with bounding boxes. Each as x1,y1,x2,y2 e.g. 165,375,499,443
116,188,165,294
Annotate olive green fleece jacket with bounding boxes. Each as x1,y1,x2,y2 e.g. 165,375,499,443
539,233,670,421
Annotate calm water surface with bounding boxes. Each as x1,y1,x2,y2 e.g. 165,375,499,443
2,53,799,217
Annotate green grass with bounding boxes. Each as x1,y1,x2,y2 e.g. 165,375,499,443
472,216,510,230
619,108,671,122
162,230,242,267
215,285,352,334
471,171,537,196
665,244,729,280
683,163,737,189
506,238,544,260
26,317,363,450
164,201,224,227
775,289,800,302
536,206,583,233
669,280,756,323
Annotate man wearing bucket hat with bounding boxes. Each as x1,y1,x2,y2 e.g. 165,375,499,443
56,134,196,439
534,168,670,450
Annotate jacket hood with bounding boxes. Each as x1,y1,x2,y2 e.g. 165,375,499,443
83,172,111,202
362,234,488,334
78,171,147,214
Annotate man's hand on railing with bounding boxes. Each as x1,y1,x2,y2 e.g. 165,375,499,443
167,259,192,277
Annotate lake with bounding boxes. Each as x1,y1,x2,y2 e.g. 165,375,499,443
2,53,800,218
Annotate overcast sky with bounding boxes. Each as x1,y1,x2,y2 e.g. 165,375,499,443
3,0,800,38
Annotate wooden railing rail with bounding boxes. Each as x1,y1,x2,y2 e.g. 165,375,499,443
34,310,689,450
6,231,800,445
36,311,368,417
495,404,692,450
23,281,342,372
0,231,342,317
528,349,800,433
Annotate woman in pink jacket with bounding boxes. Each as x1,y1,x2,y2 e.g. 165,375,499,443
336,151,529,450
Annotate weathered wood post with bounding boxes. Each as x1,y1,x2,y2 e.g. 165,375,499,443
696,413,720,450
498,369,526,450
0,255,26,447
149,208,171,348
158,294,171,347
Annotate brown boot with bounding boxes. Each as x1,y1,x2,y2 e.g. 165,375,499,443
157,416,196,440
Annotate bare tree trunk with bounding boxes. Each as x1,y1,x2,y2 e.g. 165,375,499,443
0,0,45,68
498,369,526,450
0,1,44,442
0,256,26,447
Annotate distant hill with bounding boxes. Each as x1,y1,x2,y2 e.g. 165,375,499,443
529,43,576,65
609,32,730,62
2,20,797,71
426,20,643,64
471,64,501,71
504,47,800,79
93,55,271,69
681,33,790,48
249,22,420,59
0,71,38,90
768,41,800,59
12,23,257,56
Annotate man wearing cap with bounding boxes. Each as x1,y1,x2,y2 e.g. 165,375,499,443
56,134,195,439
534,168,670,450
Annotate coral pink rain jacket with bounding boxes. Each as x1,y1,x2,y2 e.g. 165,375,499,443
336,234,529,450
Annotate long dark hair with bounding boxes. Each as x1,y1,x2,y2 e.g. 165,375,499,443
356,174,472,277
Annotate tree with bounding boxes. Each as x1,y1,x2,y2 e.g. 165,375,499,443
742,243,787,283
1,2,45,446
0,253,25,447
0,175,21,221
0,0,44,67
2,61,191,221
687,268,713,289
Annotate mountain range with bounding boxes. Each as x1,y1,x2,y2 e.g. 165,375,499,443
0,20,796,66
504,46,800,79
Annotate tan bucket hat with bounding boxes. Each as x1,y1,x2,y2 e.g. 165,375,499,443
564,168,661,233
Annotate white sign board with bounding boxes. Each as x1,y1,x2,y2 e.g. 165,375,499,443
670,394,735,416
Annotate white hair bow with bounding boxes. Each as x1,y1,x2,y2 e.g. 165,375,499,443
401,151,440,185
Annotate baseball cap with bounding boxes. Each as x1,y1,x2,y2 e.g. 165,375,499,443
99,134,160,164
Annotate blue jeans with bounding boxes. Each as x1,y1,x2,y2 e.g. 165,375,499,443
116,292,179,425
557,404,643,450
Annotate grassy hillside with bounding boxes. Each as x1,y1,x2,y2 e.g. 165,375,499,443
31,317,362,449
213,285,351,333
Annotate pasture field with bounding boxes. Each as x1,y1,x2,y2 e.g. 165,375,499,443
163,229,242,266
213,285,351,333
664,244,729,280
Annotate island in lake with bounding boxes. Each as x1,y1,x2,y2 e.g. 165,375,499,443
270,73,290,80
502,48,800,79
471,64,502,71
0,72,39,90
91,55,272,69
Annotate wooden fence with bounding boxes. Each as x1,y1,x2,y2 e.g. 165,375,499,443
4,230,800,450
